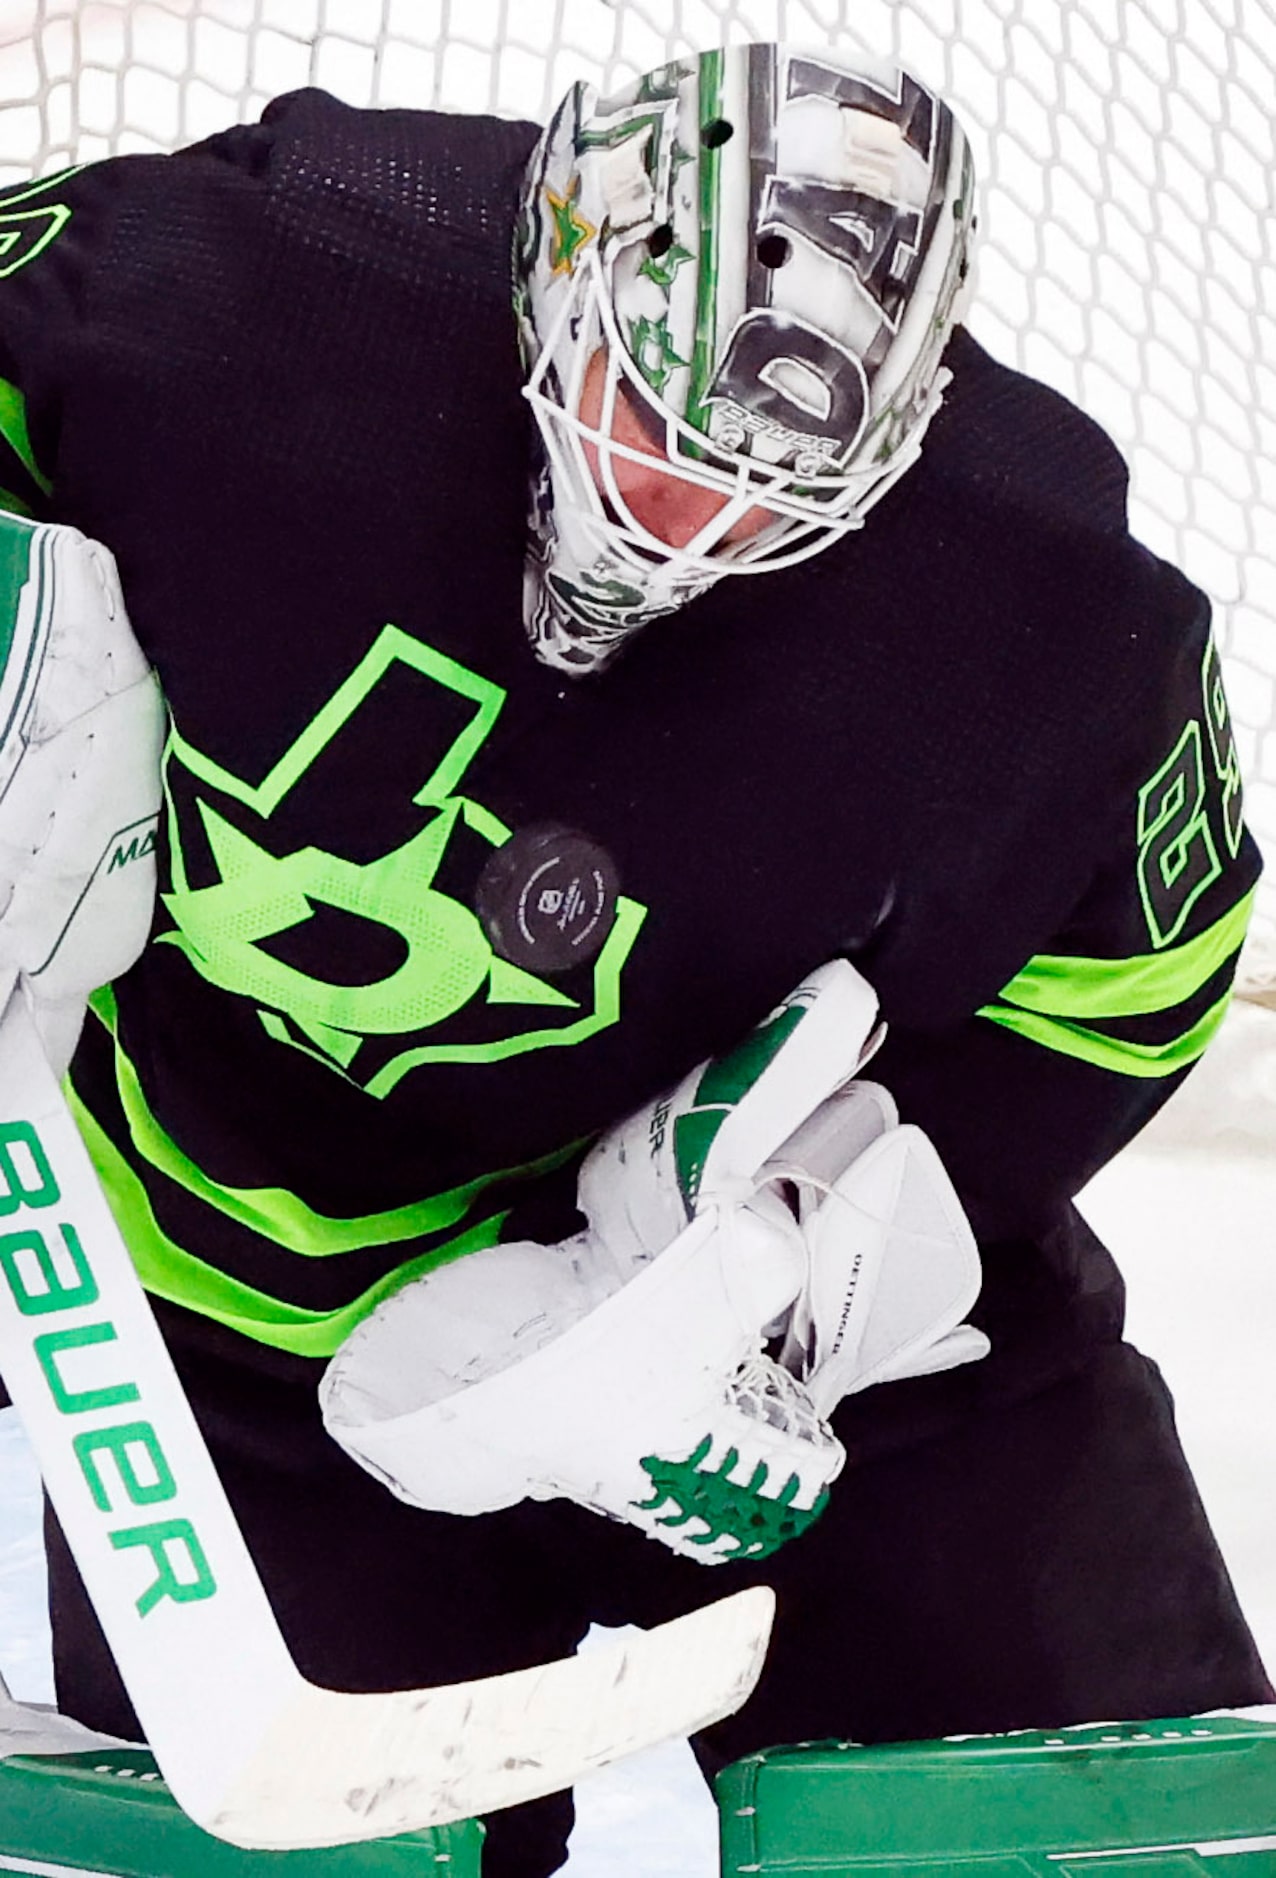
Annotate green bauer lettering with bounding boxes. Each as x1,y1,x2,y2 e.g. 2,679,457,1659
0,1221,98,1314
34,1322,141,1414
73,1420,178,1513
0,1119,60,1213
109,1517,217,1616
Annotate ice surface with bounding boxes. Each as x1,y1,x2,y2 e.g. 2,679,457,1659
0,1411,51,1708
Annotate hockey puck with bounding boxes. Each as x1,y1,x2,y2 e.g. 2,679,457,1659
475,824,620,975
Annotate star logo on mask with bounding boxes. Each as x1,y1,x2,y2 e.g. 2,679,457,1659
629,313,689,395
638,237,693,292
545,177,596,275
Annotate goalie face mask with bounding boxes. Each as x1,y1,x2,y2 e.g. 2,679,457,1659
515,43,977,674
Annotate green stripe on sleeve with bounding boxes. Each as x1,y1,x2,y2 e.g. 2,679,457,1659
87,984,580,1255
977,886,1255,1078
991,887,1256,1021
977,982,1234,1079
67,1080,509,1357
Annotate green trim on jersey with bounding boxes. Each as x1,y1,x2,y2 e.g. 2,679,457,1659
977,984,1234,1079
988,886,1255,1019
67,1080,512,1356
86,985,582,1256
0,166,80,278
977,885,1255,1078
167,625,505,819
160,623,647,1094
0,374,51,494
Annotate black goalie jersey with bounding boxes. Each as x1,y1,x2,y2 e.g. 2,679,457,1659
0,89,1260,1391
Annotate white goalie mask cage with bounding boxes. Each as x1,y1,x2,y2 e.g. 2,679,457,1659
516,43,977,673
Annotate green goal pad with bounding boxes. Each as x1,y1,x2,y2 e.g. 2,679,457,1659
716,1715,1276,1876
0,1741,483,1876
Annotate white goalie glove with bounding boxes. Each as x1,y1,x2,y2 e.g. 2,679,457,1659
322,960,879,1563
322,958,991,1564
771,1081,991,1415
0,513,164,1071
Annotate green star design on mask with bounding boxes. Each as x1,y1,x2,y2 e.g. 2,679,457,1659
159,625,646,1097
638,238,693,291
629,314,688,395
549,568,648,628
545,177,595,275
578,111,663,162
669,138,695,181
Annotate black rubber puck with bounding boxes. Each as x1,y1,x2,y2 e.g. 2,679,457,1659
475,824,620,974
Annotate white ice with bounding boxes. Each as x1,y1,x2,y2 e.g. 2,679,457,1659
1,1000,1272,1876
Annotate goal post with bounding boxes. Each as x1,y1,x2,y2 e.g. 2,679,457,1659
0,0,1272,986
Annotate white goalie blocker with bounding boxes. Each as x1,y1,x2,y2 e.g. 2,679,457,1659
0,513,165,1067
323,960,990,1565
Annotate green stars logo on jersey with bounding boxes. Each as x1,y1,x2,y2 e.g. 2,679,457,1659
159,627,645,1098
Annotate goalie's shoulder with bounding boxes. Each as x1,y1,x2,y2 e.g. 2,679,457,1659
928,326,1131,538
184,87,540,256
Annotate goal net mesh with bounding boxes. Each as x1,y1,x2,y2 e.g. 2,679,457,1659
1,0,1273,993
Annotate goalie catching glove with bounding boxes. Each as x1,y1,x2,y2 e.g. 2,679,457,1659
322,959,990,1563
322,961,875,1563
0,513,164,1071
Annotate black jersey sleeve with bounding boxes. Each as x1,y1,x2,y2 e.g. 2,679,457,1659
0,98,317,526
0,144,251,522
868,566,1260,1251
0,164,94,518
0,119,286,527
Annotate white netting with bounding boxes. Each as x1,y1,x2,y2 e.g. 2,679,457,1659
0,0,1273,988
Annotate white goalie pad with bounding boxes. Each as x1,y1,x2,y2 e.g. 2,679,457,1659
774,1082,991,1417
0,515,164,1070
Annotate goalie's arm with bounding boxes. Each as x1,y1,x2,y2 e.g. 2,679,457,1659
868,611,1260,1250
0,161,116,523
0,126,295,532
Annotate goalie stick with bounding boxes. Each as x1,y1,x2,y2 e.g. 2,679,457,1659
0,972,774,1851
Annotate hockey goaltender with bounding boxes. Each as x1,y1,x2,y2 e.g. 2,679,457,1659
0,40,1266,1878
